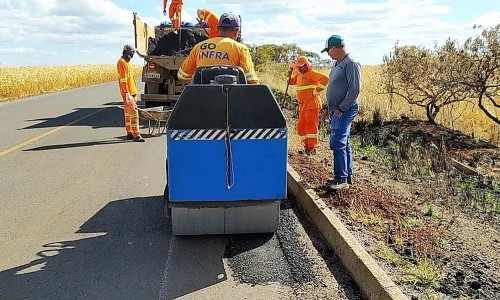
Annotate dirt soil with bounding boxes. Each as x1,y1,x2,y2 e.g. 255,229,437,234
287,117,500,299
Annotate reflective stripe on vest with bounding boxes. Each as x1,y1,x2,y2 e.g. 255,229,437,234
296,84,317,91
245,72,258,81
178,68,190,80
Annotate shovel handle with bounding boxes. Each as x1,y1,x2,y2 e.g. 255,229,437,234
284,66,293,96
196,18,210,36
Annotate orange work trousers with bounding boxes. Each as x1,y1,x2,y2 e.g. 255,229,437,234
122,95,140,137
297,108,320,151
169,2,183,29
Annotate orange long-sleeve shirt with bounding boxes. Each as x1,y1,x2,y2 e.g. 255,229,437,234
178,37,259,84
117,57,138,96
289,69,329,110
198,9,219,38
163,0,182,8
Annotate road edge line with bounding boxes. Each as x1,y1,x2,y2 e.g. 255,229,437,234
287,164,408,300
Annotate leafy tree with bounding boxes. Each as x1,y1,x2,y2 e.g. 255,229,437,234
247,43,326,69
302,51,321,65
317,59,333,68
248,44,298,68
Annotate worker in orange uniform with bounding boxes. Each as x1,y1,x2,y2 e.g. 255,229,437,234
288,56,328,154
177,12,259,84
117,45,145,142
197,9,219,38
163,0,183,30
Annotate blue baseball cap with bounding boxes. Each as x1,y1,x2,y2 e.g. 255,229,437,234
218,12,240,28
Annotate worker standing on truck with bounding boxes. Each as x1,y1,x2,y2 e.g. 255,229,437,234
177,12,259,84
117,45,145,142
163,0,183,31
197,9,219,38
287,56,329,155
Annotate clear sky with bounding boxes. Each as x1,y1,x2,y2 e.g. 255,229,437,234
0,0,499,66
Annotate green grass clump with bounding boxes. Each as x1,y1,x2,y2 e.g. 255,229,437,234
403,260,444,288
376,242,405,267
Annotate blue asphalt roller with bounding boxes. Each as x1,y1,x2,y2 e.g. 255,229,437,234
165,66,288,235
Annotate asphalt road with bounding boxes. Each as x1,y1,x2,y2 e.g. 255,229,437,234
0,81,360,300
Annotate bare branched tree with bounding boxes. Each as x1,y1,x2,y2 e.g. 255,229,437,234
456,25,500,125
381,42,468,124
381,24,499,125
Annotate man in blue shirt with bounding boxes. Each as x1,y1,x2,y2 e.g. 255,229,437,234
322,35,361,190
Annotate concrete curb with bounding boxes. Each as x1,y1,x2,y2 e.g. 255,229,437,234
287,164,408,300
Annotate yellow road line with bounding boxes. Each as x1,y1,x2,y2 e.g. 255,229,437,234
0,108,107,158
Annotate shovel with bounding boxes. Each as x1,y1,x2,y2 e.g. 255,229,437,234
285,54,297,99
196,18,210,36
284,66,293,99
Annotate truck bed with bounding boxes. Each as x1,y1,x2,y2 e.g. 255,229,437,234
140,55,185,70
133,12,209,107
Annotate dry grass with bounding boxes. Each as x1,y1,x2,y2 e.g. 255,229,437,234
1,63,497,145
259,63,499,146
0,64,143,101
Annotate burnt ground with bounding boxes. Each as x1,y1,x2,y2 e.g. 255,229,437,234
287,117,500,299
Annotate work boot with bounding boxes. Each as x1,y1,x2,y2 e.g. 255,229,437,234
326,179,349,190
298,148,315,155
133,135,145,142
305,148,316,155
327,176,352,185
126,133,134,140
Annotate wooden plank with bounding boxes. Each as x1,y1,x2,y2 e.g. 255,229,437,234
449,158,480,176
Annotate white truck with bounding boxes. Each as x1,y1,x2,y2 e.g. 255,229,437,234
133,13,209,108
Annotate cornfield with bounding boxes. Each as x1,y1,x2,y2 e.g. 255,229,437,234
0,63,498,145
0,64,143,101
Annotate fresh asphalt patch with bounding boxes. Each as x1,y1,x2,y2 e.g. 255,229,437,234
224,199,317,286
224,198,333,286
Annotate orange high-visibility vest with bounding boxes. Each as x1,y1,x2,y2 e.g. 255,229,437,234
288,69,329,110
117,57,138,96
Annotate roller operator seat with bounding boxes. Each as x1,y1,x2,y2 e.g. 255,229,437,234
191,65,247,84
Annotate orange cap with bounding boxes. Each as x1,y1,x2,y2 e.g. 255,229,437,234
292,56,309,67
